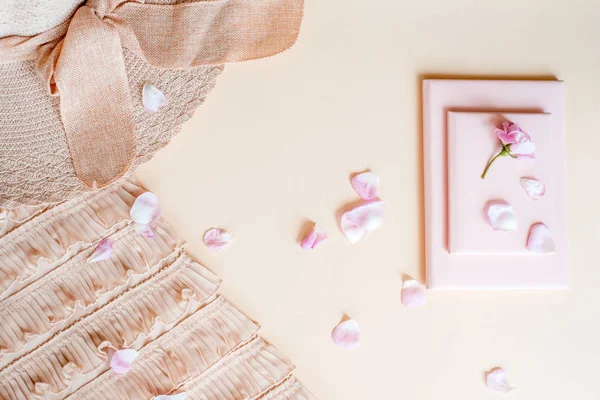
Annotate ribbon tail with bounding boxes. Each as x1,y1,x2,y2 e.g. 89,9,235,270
117,0,304,68
54,6,136,189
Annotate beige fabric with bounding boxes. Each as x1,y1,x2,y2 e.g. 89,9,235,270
0,0,303,206
259,377,317,400
0,50,222,208
0,0,83,37
0,178,314,400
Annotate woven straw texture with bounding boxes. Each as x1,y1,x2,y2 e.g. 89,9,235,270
0,49,223,208
0,0,303,208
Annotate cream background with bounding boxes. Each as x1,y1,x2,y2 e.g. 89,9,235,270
136,0,600,398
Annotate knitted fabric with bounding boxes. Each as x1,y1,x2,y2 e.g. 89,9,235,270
0,48,223,208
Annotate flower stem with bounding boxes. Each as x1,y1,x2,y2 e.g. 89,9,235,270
481,149,508,179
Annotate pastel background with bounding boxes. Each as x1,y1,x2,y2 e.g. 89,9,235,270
136,0,600,398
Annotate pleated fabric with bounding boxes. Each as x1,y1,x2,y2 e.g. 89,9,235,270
0,178,314,400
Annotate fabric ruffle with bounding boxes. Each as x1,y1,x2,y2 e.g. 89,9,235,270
181,337,295,400
68,296,260,399
258,377,316,400
0,219,185,368
0,253,220,400
0,204,47,237
0,177,313,400
0,178,146,299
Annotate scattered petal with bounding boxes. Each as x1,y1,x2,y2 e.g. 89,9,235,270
130,192,161,225
301,224,327,249
341,200,385,243
486,203,517,231
203,228,232,252
485,367,515,393
88,239,113,263
351,172,380,200
401,279,426,308
331,319,360,351
527,223,556,254
134,223,156,239
154,394,187,400
142,83,167,112
520,178,546,200
110,349,138,374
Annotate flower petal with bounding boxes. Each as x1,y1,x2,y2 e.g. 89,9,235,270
88,239,113,263
110,349,138,374
130,192,161,225
510,141,535,158
351,172,380,200
142,83,167,112
341,200,385,244
401,279,426,308
203,228,232,252
301,224,327,249
507,123,521,135
511,128,532,143
154,394,187,400
494,129,515,144
520,178,546,200
527,223,556,254
486,203,517,231
331,319,360,351
134,223,156,239
485,367,515,393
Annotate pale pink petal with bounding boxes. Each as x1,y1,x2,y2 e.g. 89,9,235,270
401,279,426,308
510,140,535,158
485,367,515,393
301,224,327,249
154,394,187,400
110,349,138,374
520,178,546,200
486,203,517,231
130,192,161,225
134,223,155,239
495,123,515,145
341,200,385,244
203,228,232,252
507,123,521,135
331,319,360,351
527,223,555,254
142,83,167,112
88,239,113,263
511,129,532,143
351,172,380,200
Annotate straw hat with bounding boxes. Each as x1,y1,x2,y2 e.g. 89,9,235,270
0,0,303,208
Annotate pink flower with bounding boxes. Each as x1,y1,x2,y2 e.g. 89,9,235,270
495,122,523,145
494,122,535,159
482,122,536,179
